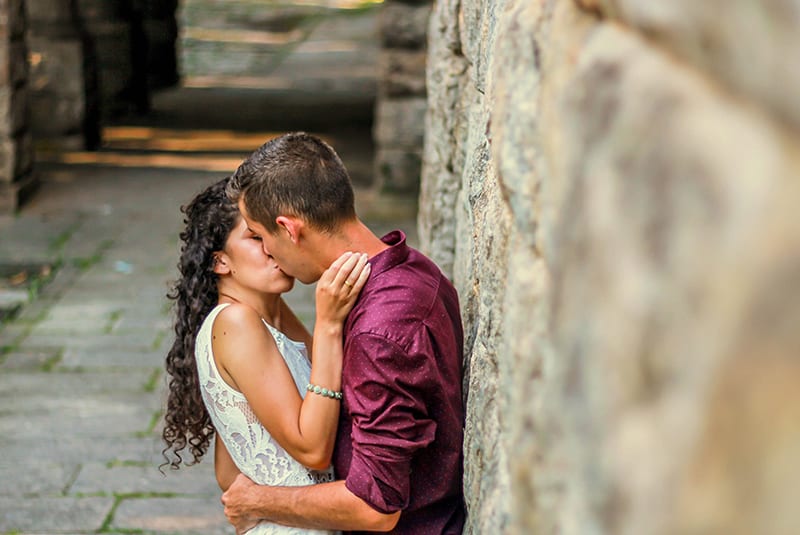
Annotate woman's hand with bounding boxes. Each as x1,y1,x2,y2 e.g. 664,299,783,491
315,252,370,326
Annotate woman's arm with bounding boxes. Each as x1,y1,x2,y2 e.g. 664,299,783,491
214,433,240,491
213,253,370,470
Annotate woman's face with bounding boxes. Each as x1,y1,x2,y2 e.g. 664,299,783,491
220,217,295,295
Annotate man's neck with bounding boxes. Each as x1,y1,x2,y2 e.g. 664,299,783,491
307,219,390,271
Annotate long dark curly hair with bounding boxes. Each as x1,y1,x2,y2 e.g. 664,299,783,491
162,177,239,469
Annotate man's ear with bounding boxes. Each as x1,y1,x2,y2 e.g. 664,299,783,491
212,253,231,275
275,216,304,244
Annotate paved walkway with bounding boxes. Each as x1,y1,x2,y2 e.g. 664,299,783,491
0,162,232,533
0,3,419,529
0,110,416,535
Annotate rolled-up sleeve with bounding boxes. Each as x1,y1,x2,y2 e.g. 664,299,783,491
342,332,437,514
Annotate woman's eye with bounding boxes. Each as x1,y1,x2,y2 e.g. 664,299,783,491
251,235,262,242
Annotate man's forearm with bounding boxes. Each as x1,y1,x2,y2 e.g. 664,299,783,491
223,477,399,532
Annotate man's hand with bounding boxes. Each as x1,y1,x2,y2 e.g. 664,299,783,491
221,473,262,534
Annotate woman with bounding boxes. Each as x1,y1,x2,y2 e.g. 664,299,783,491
162,177,369,534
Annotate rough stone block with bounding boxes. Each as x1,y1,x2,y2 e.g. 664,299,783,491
28,37,85,137
0,137,15,179
28,37,84,95
379,49,427,96
180,0,320,33
589,0,800,129
0,44,8,87
379,1,432,49
0,86,26,137
26,0,74,25
375,148,422,195
373,96,427,148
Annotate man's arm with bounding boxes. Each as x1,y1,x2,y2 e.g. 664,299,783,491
221,473,400,533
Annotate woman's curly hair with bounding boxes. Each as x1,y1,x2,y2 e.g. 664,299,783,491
162,177,239,469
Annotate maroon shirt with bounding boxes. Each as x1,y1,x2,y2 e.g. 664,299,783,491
334,231,466,534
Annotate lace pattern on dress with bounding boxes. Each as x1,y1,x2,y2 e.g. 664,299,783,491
196,304,337,535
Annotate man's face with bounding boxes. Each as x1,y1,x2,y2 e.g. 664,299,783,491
237,199,321,284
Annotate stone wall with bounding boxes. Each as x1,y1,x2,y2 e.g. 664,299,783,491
0,0,36,214
420,0,800,533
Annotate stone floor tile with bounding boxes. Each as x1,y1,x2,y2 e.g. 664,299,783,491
0,496,114,532
0,460,80,497
110,496,229,533
69,461,219,496
0,348,61,371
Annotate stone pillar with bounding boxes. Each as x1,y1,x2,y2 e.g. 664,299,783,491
0,0,35,214
76,0,148,118
373,0,432,197
27,0,100,149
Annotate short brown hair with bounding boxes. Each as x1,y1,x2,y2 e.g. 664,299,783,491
227,132,356,233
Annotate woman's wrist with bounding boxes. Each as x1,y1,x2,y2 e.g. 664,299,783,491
313,319,344,337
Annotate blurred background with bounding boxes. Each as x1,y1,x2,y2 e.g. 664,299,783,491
2,1,800,534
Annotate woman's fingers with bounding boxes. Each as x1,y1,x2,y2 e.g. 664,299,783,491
315,252,370,323
348,261,371,293
317,251,370,302
340,253,368,291
345,254,369,291
327,252,366,291
319,252,357,289
320,252,353,285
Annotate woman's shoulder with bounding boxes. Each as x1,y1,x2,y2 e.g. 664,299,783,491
212,303,268,338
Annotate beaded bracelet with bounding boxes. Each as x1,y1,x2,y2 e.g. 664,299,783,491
306,383,343,400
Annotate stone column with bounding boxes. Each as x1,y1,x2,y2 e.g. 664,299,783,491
0,0,35,214
373,0,432,197
76,0,148,118
27,0,100,149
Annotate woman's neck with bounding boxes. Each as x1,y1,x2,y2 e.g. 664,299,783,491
217,287,282,329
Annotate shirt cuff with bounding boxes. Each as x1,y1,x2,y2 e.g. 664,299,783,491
344,449,409,514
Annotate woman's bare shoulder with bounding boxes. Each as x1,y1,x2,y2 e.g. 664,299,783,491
211,303,267,340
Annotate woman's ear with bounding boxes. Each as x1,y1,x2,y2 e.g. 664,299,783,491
275,216,303,244
212,253,231,275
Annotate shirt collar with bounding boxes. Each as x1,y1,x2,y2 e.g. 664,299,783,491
368,230,409,278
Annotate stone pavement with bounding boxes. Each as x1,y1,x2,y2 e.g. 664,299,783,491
0,126,416,534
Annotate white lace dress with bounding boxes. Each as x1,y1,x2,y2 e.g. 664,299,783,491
196,303,337,535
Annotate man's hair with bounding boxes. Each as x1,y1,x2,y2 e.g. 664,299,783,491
226,132,356,233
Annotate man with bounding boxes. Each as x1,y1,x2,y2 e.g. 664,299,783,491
223,132,465,534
